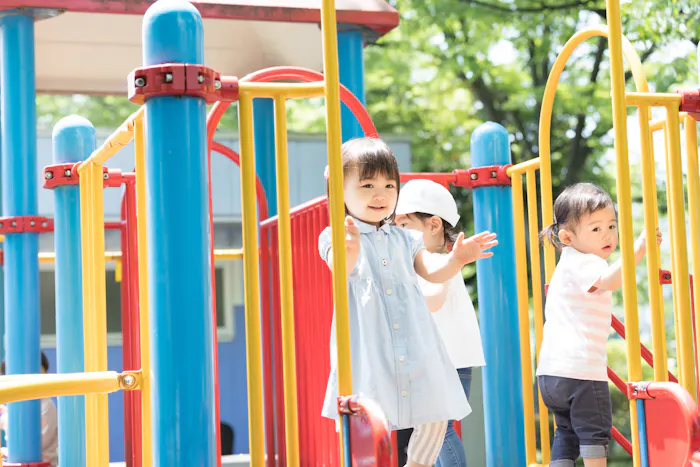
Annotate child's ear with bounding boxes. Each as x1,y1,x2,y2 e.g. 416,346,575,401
558,228,573,245
429,216,443,235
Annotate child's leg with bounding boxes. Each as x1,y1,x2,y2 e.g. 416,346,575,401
538,376,580,466
406,421,448,467
570,380,612,467
435,368,472,467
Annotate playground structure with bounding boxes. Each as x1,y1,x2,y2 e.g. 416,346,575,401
0,0,698,467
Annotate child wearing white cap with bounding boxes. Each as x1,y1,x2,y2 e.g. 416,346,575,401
394,179,486,467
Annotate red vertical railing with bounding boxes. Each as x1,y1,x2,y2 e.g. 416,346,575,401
120,175,142,467
261,196,339,466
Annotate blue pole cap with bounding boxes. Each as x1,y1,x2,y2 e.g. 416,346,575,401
143,0,203,66
52,115,95,164
470,121,511,167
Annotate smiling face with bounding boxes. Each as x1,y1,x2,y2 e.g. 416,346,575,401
559,206,618,259
344,169,398,226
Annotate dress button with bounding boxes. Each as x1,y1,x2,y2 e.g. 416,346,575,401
382,259,388,266
401,390,408,397
399,355,405,362
393,323,399,330
386,289,392,295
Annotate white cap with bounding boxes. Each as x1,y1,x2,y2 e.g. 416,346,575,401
395,179,460,227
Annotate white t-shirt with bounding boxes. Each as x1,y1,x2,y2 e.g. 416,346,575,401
0,398,58,467
418,271,486,370
536,247,612,382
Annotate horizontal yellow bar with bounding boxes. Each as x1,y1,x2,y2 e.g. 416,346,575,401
238,82,326,100
626,92,682,108
38,248,243,264
214,248,244,261
507,157,541,176
650,112,689,133
39,251,122,264
0,371,140,405
80,107,145,169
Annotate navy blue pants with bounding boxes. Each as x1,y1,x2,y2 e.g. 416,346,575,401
538,375,612,466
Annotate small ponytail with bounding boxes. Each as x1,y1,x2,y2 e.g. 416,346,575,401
539,222,563,250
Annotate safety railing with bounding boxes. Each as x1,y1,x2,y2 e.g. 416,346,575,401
509,158,550,466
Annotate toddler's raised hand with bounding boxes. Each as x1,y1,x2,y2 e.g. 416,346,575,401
452,231,498,265
345,216,361,256
635,226,663,254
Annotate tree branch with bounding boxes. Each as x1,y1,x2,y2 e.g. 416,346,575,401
464,0,603,14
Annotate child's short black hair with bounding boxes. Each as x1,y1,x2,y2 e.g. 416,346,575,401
540,182,615,250
0,352,50,375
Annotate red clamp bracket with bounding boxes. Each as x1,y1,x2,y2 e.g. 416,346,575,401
337,395,362,415
44,164,128,189
128,64,239,105
677,88,700,122
453,165,513,189
627,381,652,400
659,269,672,285
0,216,53,234
103,168,127,188
43,163,79,189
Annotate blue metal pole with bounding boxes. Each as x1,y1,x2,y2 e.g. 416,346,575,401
142,2,215,465
470,122,525,467
637,399,649,467
52,116,93,467
254,99,277,216
1,13,42,463
338,27,366,142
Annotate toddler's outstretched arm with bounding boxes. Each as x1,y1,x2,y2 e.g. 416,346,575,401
416,231,497,284
325,216,361,276
591,228,662,292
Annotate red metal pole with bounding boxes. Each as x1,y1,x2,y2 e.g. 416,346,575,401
206,106,228,466
120,176,142,467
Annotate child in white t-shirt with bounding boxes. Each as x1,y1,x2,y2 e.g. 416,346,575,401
536,182,661,467
0,352,58,467
394,179,486,467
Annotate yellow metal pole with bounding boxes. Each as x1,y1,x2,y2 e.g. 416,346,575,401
0,371,137,404
526,170,551,464
647,136,669,377
685,116,700,392
506,158,541,176
636,105,668,381
214,249,244,261
320,0,353,463
78,160,110,467
39,249,242,264
238,82,326,100
663,124,683,386
273,97,300,465
134,117,153,467
625,93,682,107
237,91,266,466
606,0,641,464
650,113,688,132
665,107,695,398
84,107,144,166
511,175,537,466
